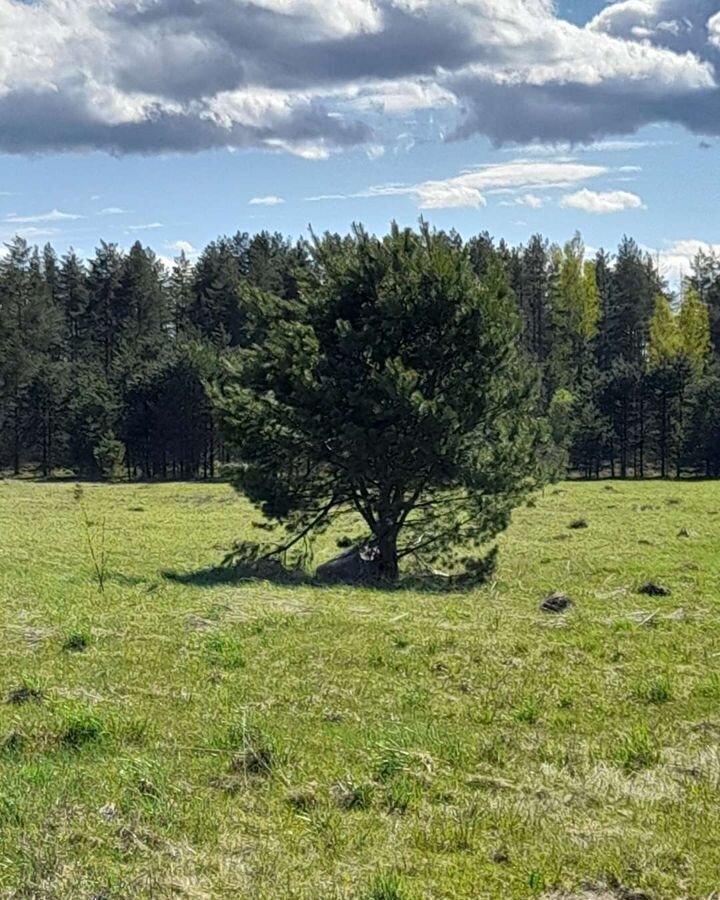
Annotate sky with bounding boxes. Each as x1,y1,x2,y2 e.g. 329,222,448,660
1,0,720,284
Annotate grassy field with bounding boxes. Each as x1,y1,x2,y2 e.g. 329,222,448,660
1,479,720,899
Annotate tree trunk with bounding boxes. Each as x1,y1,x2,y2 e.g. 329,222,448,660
376,530,399,580
13,408,20,476
638,393,645,478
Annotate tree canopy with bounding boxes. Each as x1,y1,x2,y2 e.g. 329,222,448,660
1,224,720,484
216,224,543,581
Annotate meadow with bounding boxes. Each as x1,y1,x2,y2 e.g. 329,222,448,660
1,479,719,900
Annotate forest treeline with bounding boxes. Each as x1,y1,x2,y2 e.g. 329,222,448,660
1,228,719,480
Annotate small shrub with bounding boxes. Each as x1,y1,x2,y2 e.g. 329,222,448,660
93,432,126,481
569,518,588,530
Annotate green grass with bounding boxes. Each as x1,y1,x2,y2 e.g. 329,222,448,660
1,478,720,898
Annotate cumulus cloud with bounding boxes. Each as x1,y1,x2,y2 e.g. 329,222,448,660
711,13,720,48
560,189,645,214
249,195,285,205
0,0,718,156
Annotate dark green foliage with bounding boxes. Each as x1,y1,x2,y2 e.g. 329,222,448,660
1,223,720,483
216,224,543,579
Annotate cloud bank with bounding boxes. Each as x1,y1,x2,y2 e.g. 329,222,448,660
0,0,719,156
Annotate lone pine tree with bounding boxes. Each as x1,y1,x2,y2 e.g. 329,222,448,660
216,223,544,581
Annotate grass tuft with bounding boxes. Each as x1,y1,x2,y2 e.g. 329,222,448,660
634,675,673,705
364,872,409,900
60,709,105,748
62,630,91,653
616,726,661,772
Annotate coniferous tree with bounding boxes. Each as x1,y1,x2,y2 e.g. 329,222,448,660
1,224,718,484
217,224,544,580
519,235,551,366
689,250,720,357
86,242,124,374
647,293,682,478
57,251,90,362
0,238,63,473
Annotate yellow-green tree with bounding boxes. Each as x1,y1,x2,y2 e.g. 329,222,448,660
549,234,600,389
648,293,680,369
678,287,711,372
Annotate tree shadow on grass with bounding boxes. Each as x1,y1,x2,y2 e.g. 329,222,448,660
162,561,479,594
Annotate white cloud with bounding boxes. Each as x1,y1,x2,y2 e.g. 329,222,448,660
127,222,164,231
249,195,286,206
710,12,720,49
98,207,128,215
500,193,545,208
500,139,668,156
2,226,59,239
165,239,197,256
0,0,718,155
651,238,720,284
415,183,487,209
310,159,608,209
5,209,83,224
346,80,457,114
560,188,645,214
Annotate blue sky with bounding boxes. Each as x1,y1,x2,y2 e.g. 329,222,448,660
1,0,719,282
